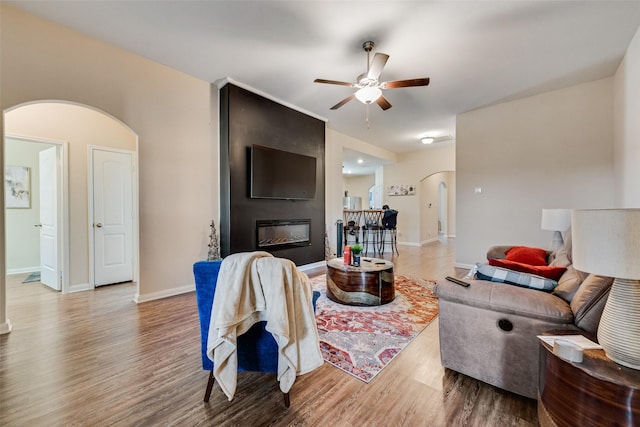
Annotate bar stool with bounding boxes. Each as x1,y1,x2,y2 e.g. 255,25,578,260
379,210,399,255
343,210,362,248
361,210,383,256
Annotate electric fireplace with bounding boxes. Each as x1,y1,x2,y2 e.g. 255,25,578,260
256,219,311,249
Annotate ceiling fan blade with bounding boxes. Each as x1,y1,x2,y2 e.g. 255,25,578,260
367,53,389,80
330,94,356,110
381,78,430,89
376,95,392,110
314,78,356,87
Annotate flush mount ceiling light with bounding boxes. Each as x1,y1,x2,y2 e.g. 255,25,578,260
421,137,434,145
355,86,382,104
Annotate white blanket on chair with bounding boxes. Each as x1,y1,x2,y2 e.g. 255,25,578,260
206,251,323,401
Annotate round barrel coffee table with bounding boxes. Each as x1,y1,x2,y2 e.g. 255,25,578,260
326,257,395,306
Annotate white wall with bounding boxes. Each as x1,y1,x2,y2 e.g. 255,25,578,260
614,25,640,207
456,78,615,267
382,143,456,245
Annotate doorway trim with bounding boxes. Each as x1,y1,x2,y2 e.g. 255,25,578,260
5,133,70,293
87,145,139,290
438,181,448,237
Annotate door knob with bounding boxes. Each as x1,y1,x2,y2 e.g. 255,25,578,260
34,224,42,228
95,223,103,228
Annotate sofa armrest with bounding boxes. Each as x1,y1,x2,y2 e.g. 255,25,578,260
486,245,513,260
435,279,573,324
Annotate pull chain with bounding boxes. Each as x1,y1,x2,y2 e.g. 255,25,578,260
365,104,370,129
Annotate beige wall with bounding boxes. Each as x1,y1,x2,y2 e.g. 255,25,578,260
5,103,136,287
614,25,640,207
0,5,216,311
456,78,615,267
382,144,456,245
343,174,375,208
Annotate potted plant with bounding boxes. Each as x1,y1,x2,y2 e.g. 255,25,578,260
350,244,363,266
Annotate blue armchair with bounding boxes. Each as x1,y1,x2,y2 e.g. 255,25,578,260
193,260,319,407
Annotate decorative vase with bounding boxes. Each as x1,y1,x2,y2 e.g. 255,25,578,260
353,254,361,267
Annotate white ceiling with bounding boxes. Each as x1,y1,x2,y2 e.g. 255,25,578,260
342,148,391,177
9,1,640,173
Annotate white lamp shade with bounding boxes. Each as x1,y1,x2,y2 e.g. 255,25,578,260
572,209,640,280
355,86,382,104
541,208,571,232
572,208,640,369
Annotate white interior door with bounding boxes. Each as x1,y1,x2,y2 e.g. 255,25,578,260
39,147,60,290
92,149,133,286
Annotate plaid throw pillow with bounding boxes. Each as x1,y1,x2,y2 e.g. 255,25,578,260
475,263,558,292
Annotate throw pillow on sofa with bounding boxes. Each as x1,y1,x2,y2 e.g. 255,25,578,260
570,274,613,332
552,265,589,303
489,258,567,281
504,246,549,266
475,263,559,291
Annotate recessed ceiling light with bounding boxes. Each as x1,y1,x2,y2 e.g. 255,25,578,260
357,159,364,164
421,137,434,144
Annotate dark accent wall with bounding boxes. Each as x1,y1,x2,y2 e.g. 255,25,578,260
219,83,326,265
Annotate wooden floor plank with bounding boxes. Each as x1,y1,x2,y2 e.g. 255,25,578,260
0,239,537,426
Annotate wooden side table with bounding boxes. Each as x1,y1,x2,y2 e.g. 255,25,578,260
326,257,394,306
538,337,640,427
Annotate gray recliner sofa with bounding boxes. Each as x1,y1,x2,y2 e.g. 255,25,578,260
435,233,612,399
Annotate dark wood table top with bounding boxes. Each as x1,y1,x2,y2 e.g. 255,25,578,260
327,257,393,273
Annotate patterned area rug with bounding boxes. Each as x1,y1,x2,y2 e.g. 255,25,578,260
311,274,439,383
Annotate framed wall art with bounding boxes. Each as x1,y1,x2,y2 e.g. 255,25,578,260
387,184,416,196
5,165,31,208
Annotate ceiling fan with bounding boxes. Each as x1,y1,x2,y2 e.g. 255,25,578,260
314,41,430,112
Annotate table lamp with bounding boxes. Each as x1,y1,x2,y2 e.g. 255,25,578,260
572,209,640,370
541,209,571,250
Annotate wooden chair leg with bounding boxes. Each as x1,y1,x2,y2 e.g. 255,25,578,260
283,391,290,408
204,370,215,402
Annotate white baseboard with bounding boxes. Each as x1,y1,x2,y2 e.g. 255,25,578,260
134,283,195,304
68,283,93,293
0,320,12,335
7,267,40,275
298,260,326,272
420,238,440,246
396,241,420,247
455,262,475,270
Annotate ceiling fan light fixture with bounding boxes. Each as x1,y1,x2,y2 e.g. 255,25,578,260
355,86,382,104
421,137,435,145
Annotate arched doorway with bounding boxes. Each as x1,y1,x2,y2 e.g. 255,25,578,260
3,101,139,296
419,170,456,244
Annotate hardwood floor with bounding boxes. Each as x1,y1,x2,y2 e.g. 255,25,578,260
0,240,537,426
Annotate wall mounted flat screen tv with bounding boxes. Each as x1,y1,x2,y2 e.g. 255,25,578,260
250,144,317,200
